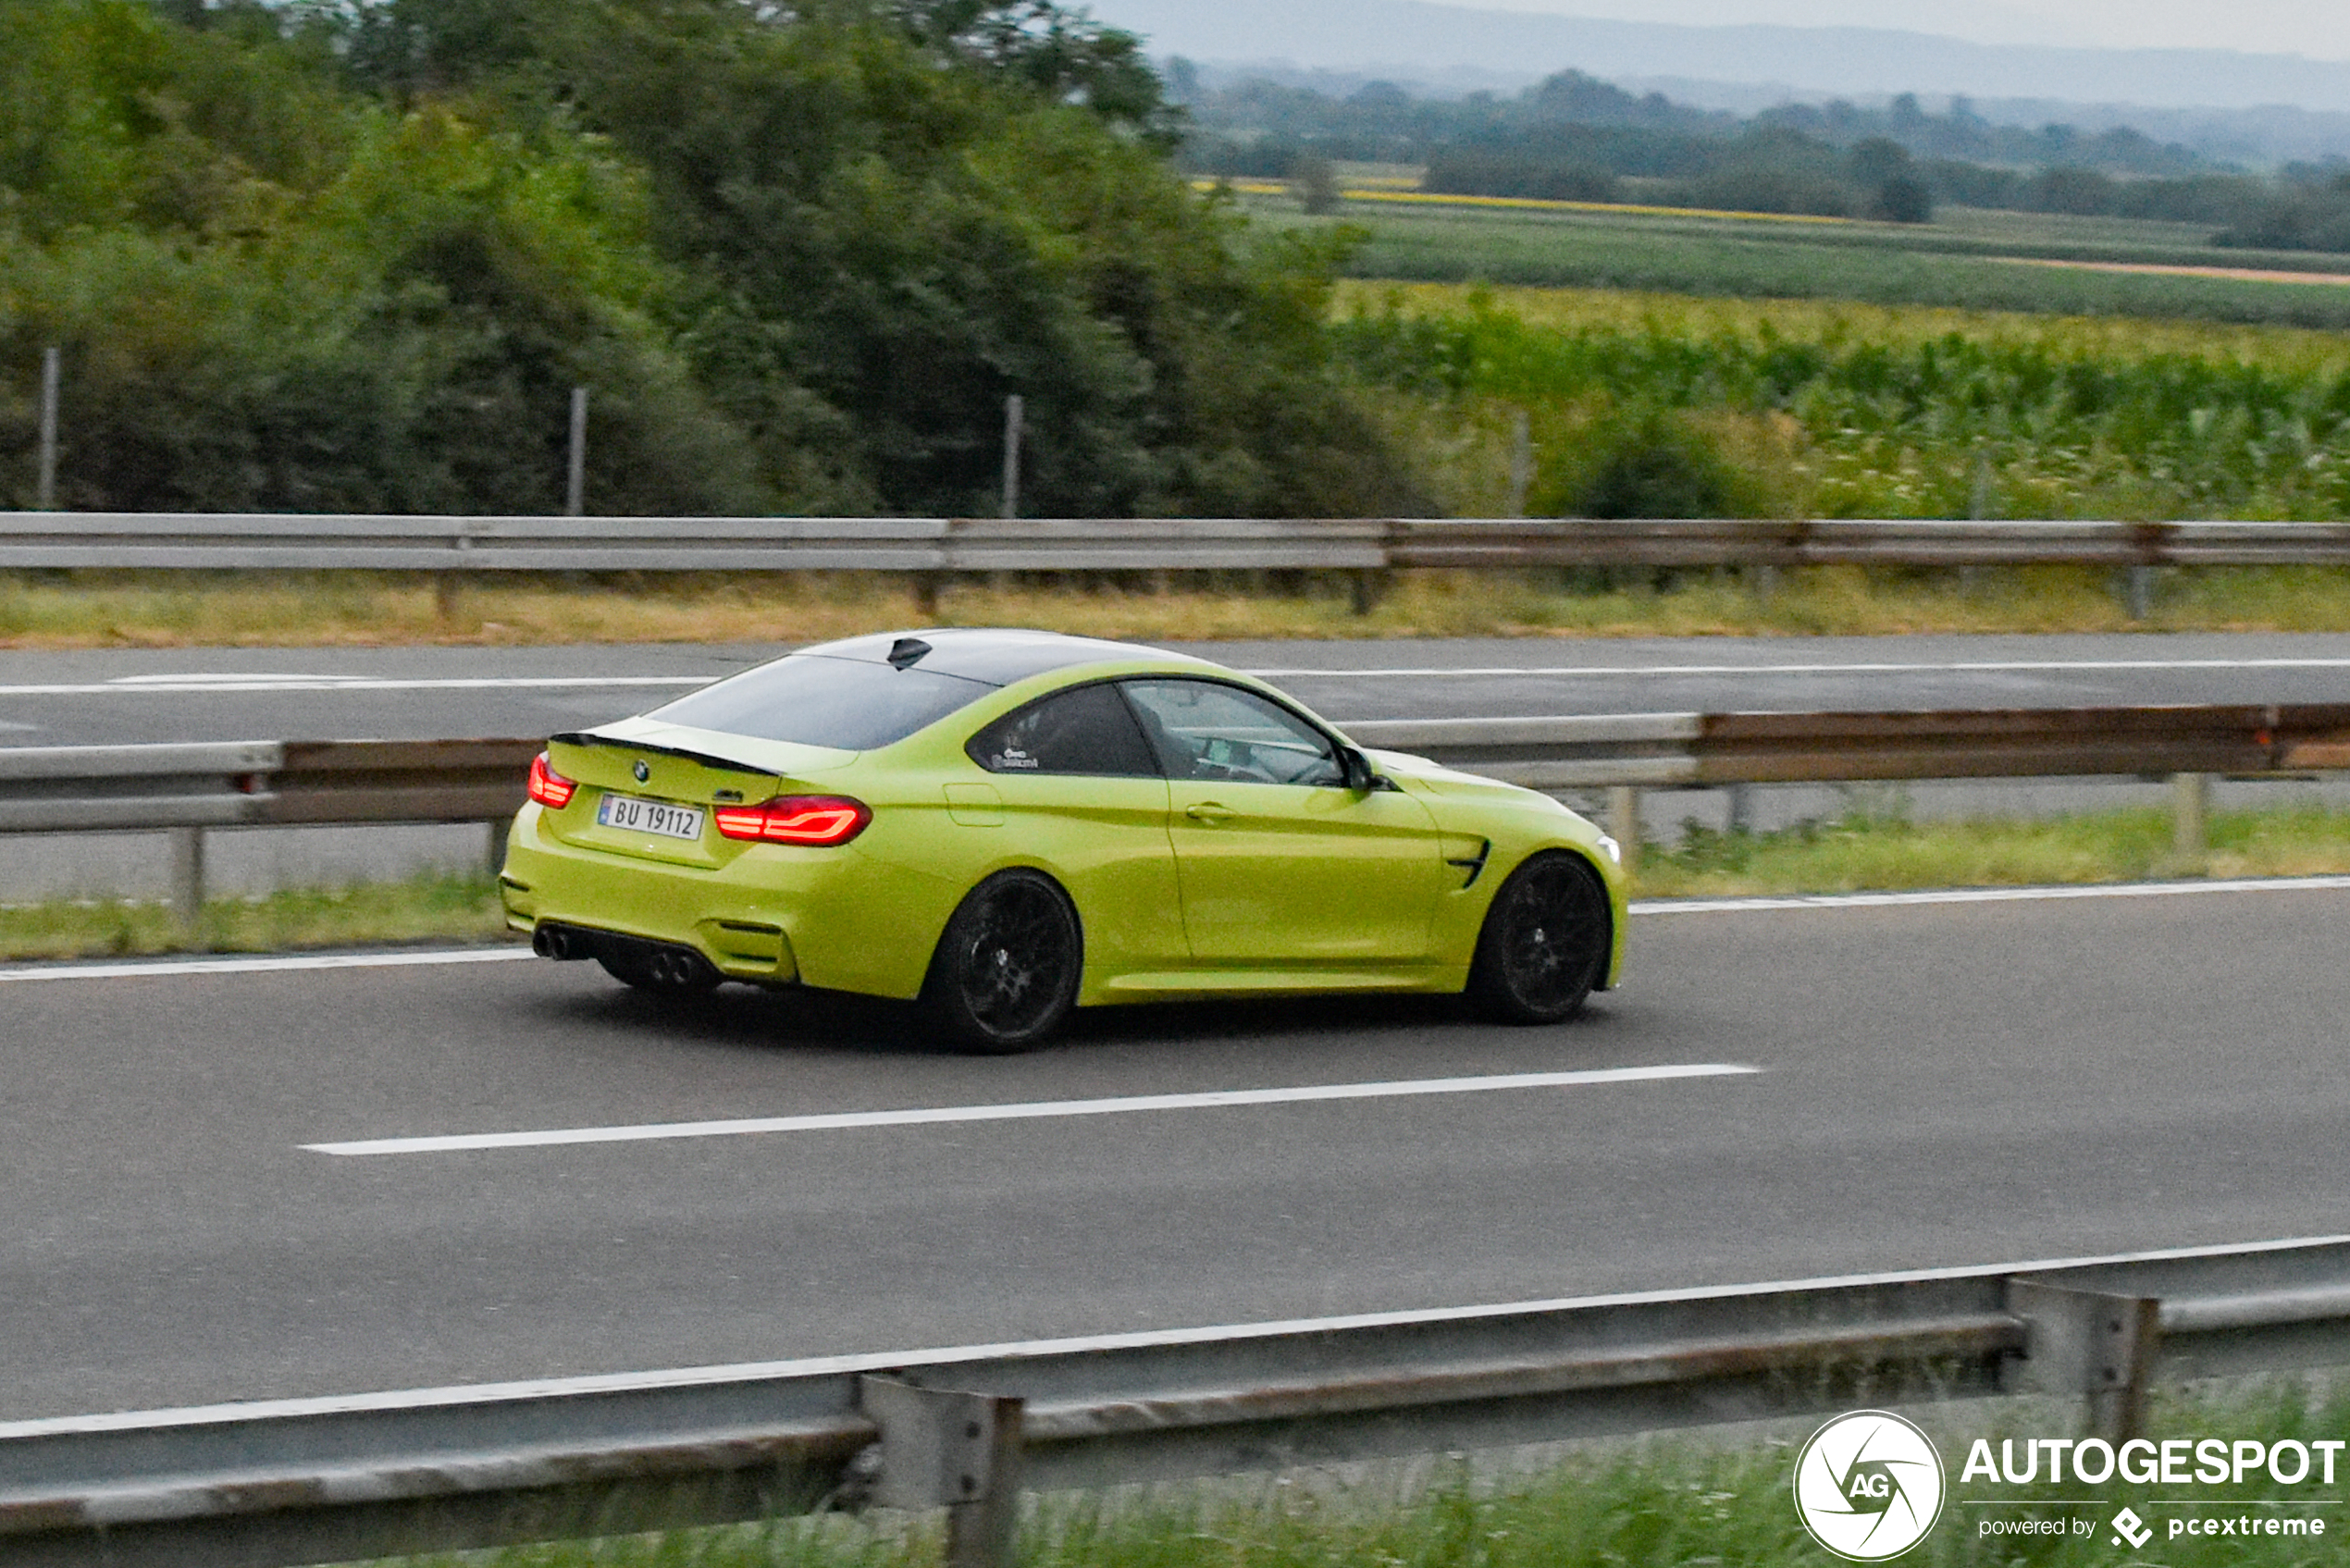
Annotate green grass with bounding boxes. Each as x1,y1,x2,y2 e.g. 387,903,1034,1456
1632,799,2350,897
1247,200,2350,329
0,870,510,961
8,563,2350,648
366,1382,2350,1567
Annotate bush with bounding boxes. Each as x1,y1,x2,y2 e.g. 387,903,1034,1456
1671,168,1852,217
1568,412,1743,519
2025,166,2120,216
1868,175,1934,224
1420,148,1622,204
2215,174,2350,253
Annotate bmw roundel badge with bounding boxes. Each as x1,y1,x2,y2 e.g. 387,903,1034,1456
633,760,651,784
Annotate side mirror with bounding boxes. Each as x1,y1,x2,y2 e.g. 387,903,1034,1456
1341,746,1376,793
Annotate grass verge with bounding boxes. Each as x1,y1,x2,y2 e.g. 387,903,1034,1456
0,870,509,962
370,1382,2350,1566
7,563,2350,648
6,806,2349,963
1634,801,2350,898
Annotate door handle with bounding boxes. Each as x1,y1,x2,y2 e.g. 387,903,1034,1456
1185,801,1237,823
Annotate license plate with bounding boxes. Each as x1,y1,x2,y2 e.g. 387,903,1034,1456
597,793,705,841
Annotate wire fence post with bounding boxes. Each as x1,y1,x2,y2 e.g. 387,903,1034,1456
565,387,589,518
1962,446,1992,595
37,346,61,511
1507,406,1531,519
1001,394,1024,522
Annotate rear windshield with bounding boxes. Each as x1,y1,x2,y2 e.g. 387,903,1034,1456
647,655,996,751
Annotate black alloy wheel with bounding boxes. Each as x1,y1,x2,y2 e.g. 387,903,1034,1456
1466,851,1611,1024
923,869,1082,1052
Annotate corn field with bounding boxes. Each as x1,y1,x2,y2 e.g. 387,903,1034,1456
1339,285,2350,522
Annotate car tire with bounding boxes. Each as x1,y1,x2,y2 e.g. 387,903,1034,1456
1466,851,1611,1024
597,945,720,997
921,869,1083,1053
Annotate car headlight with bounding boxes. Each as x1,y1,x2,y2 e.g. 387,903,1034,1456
1595,833,1623,866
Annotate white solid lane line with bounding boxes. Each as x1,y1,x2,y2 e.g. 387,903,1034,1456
305,1065,1760,1156
8,876,2349,988
1250,657,2350,679
8,653,2350,699
10,1229,2343,1438
0,948,535,984
0,676,711,697
1633,875,2350,914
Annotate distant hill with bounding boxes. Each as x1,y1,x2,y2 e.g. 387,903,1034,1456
1089,0,2350,117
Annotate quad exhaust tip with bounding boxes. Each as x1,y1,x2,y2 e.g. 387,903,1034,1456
533,922,720,990
532,923,587,961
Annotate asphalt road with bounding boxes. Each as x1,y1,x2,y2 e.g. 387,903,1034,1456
6,632,2350,747
6,883,2348,1422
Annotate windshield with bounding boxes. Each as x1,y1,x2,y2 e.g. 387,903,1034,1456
647,654,996,751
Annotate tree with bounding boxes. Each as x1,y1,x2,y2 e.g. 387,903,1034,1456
1869,175,1934,224
1292,153,1340,215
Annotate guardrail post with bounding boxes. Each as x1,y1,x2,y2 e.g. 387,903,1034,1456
37,346,61,511
2007,1280,2161,1443
2124,564,2154,621
2171,772,2211,868
860,1376,1023,1568
1350,567,1389,616
487,816,511,876
1608,785,1641,871
169,826,206,932
1725,783,1754,834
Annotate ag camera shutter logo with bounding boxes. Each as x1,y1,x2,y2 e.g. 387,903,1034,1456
1792,1411,1947,1560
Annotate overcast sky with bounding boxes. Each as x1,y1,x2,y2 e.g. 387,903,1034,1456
1446,0,2350,61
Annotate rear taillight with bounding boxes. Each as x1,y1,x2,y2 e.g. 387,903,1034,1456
713,796,872,846
527,752,576,809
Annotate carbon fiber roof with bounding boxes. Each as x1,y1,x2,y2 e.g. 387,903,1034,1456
791,628,1205,686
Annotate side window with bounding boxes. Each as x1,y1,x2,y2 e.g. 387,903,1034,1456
1120,679,1346,787
967,683,1160,778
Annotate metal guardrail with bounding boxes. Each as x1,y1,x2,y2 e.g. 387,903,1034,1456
6,707,2345,913
9,707,2347,833
8,513,2350,574
1342,703,2350,791
6,1236,2350,1568
0,739,541,920
0,514,1387,573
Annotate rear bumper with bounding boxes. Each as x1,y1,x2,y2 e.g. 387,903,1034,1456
498,804,933,991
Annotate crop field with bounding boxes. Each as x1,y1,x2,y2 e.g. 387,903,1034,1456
1241,194,2350,330
1337,278,2350,525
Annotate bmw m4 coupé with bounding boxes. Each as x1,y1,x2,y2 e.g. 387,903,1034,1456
500,629,1626,1051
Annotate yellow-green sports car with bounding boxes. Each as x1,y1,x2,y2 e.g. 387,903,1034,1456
500,629,1626,1051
